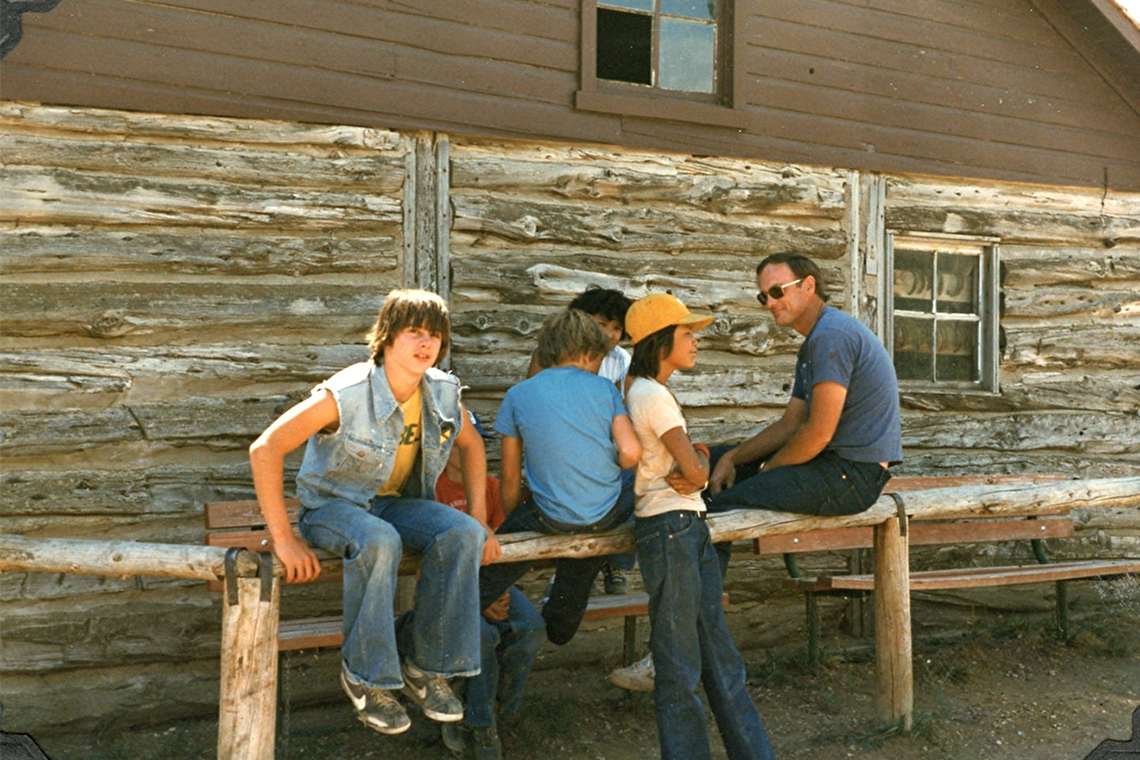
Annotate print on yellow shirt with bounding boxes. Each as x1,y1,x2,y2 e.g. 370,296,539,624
377,387,422,497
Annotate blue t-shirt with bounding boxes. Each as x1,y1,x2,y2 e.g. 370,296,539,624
494,366,627,526
791,307,903,464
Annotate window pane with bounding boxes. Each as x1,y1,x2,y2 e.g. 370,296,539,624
662,0,715,21
894,316,933,381
600,0,654,10
659,18,715,92
893,249,933,313
935,320,979,382
937,253,979,314
597,8,652,85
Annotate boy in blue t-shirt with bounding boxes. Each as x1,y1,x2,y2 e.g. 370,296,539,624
480,308,642,644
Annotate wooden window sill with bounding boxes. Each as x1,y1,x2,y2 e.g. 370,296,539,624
575,89,749,130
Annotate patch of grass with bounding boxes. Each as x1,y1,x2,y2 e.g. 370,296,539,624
841,712,936,750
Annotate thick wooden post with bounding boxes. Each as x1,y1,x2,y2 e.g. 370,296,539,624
873,516,912,730
219,554,280,760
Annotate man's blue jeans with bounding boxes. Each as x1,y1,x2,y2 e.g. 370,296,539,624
298,496,484,688
706,447,891,575
479,486,634,645
461,586,545,728
635,510,775,760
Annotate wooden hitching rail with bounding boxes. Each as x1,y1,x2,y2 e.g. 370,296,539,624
2,476,1139,760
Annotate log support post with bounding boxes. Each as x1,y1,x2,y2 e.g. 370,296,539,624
219,551,281,760
873,516,912,731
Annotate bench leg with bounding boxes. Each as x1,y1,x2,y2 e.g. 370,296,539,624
623,615,638,666
1055,580,1069,640
219,567,280,760
805,591,820,673
873,517,913,731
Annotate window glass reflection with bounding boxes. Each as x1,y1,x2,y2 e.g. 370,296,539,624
662,0,716,21
893,316,933,381
893,249,934,313
660,18,715,92
937,253,979,314
935,321,979,382
599,0,653,11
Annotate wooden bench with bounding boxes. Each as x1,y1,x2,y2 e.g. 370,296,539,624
204,498,723,666
753,475,1140,665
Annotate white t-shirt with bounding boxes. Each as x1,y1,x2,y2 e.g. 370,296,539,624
599,345,631,386
626,377,706,518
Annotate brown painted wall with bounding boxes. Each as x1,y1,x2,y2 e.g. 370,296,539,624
2,0,1139,189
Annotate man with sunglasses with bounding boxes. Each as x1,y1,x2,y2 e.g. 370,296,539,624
705,251,902,522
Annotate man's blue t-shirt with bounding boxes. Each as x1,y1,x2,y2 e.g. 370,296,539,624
791,306,903,464
494,366,626,526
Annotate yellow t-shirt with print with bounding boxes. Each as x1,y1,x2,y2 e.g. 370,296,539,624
377,387,422,497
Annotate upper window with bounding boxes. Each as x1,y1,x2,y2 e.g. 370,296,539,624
597,0,719,94
576,0,746,128
886,233,1000,393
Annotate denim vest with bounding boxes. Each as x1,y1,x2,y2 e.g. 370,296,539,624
295,362,463,510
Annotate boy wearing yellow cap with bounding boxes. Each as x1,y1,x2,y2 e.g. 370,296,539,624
623,293,775,760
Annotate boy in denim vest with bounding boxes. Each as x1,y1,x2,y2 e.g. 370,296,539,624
249,289,499,735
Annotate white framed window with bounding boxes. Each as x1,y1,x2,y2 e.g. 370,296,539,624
886,232,1000,393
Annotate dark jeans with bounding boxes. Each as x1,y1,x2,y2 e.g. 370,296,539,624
706,447,891,575
479,486,634,645
636,510,775,760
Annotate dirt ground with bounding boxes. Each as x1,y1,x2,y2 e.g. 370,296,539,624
32,579,1140,760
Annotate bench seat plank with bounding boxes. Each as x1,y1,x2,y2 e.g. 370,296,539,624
792,559,1140,592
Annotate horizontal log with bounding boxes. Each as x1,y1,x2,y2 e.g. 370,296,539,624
893,453,1140,479
1002,285,1139,319
0,281,385,343
451,195,847,254
900,410,1139,454
0,132,406,193
450,146,848,217
883,203,1140,246
1,166,403,230
885,175,1139,218
1000,245,1140,287
0,535,260,581
0,102,403,150
900,370,1140,413
1003,323,1140,370
1,227,400,277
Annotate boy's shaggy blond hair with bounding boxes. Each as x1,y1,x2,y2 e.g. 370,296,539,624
534,309,611,368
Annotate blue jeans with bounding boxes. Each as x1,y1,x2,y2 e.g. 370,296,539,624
706,447,891,575
298,496,484,688
461,586,545,728
635,510,775,760
479,486,634,645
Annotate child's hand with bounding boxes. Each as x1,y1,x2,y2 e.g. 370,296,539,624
665,466,704,495
274,533,321,584
482,591,510,622
480,527,502,566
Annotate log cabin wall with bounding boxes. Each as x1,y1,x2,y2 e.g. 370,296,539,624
0,103,411,731
1,102,1138,735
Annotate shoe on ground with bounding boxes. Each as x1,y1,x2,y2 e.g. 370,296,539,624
602,564,628,595
472,724,503,760
401,659,464,722
340,664,412,735
608,653,655,692
440,722,468,757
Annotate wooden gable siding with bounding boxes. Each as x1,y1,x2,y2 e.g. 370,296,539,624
3,0,1140,190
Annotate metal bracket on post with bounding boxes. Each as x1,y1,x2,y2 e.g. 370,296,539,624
224,547,241,606
888,492,908,537
258,551,275,603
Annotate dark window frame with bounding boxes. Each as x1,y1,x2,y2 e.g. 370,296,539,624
885,232,1001,394
576,0,747,129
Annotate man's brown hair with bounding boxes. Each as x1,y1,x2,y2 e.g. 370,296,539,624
534,309,611,369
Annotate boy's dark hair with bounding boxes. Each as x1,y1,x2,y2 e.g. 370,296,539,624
366,289,450,365
629,324,675,380
569,286,633,333
534,309,611,368
755,252,830,303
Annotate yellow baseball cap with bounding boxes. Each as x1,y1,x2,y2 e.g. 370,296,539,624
625,293,715,345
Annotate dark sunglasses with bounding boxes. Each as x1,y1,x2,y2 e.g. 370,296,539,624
756,278,803,306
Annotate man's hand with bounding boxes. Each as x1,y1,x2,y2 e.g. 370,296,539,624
274,533,321,584
708,447,738,496
481,527,502,566
482,590,510,622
